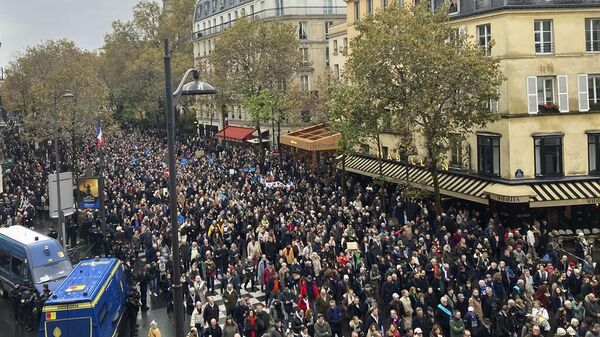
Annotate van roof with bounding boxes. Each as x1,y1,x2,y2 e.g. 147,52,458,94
46,258,121,305
0,225,53,245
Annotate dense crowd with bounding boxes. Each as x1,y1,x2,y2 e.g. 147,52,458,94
2,121,600,337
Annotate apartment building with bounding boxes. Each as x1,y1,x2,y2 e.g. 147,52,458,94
191,0,346,136
337,0,600,227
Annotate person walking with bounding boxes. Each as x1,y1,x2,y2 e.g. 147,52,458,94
148,320,161,337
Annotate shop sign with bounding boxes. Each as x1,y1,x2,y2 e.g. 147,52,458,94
586,197,600,204
489,193,529,203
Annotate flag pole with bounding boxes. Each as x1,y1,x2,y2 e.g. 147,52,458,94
97,123,106,234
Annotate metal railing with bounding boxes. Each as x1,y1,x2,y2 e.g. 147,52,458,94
453,0,600,16
193,6,346,39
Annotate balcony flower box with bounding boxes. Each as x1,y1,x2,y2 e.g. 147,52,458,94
538,103,560,114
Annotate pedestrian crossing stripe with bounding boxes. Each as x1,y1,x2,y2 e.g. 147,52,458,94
46,312,57,320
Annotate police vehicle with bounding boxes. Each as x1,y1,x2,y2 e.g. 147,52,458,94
40,258,129,337
0,225,72,295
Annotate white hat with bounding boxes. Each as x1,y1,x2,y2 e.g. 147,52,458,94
414,328,423,334
468,306,474,312
150,320,158,328
556,328,567,336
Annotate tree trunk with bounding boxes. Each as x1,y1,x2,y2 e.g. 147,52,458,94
341,152,347,195
376,134,384,179
256,121,264,167
430,164,442,216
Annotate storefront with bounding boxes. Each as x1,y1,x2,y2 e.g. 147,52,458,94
280,124,340,173
214,125,256,143
341,153,600,229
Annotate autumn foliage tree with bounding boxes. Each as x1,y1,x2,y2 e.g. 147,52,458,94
208,18,301,164
341,2,504,214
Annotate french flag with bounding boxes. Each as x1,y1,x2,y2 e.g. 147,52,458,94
96,123,104,148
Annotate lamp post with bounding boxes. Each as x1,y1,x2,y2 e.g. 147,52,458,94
163,39,216,337
53,91,74,248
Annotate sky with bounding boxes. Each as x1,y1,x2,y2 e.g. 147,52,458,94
0,0,144,67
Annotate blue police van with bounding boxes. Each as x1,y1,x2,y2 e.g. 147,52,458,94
0,225,72,295
40,258,129,337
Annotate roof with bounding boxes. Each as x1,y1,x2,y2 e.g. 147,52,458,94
280,124,340,151
0,225,53,245
215,125,256,142
46,258,120,305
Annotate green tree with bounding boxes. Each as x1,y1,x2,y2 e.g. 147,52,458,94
208,18,300,164
100,0,195,126
345,2,504,214
3,40,112,176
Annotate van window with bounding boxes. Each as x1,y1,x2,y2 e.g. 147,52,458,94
98,303,108,325
11,257,24,275
0,250,10,269
32,260,71,283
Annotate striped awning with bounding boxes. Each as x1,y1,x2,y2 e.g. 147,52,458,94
342,155,493,204
530,180,600,207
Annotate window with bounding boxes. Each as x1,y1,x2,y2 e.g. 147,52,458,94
383,0,389,7
361,144,370,154
367,0,373,13
589,75,600,108
240,8,246,16
300,48,309,65
228,13,231,26
537,77,555,105
343,38,348,50
477,24,491,55
586,19,600,52
534,20,553,54
334,64,340,79
450,136,462,168
301,75,310,91
325,47,330,67
325,21,334,37
477,135,500,176
333,40,339,54
212,0,217,11
589,134,600,174
534,136,563,177
528,75,568,113
250,5,254,15
382,146,389,159
354,1,361,21
299,22,308,40
99,304,108,325
0,249,10,269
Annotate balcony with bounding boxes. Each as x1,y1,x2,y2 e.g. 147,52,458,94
193,6,346,40
450,0,600,17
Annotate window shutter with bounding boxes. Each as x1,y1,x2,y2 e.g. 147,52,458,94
578,74,590,112
557,75,569,112
527,76,538,114
490,99,499,113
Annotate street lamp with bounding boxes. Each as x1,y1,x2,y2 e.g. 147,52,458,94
163,39,216,337
53,91,74,248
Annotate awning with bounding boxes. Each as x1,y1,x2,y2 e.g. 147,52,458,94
342,155,492,204
280,124,340,151
342,154,600,208
214,126,256,142
529,181,600,207
483,184,535,203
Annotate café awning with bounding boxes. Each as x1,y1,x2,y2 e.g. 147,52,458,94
280,124,340,151
341,154,600,208
342,155,492,204
214,125,256,142
529,180,600,207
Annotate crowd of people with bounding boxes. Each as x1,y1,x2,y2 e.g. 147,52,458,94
2,120,600,337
